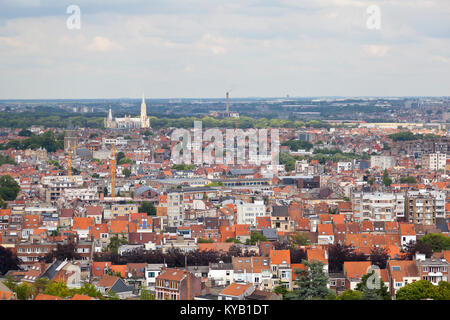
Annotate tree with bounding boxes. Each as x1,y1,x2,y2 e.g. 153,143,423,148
402,240,433,260
369,246,390,269
107,234,128,254
290,248,307,264
399,176,417,184
107,290,120,300
273,285,290,298
382,169,392,187
74,283,104,299
285,260,331,300
0,175,21,201
245,232,267,245
138,201,156,216
395,280,441,300
197,238,214,243
356,271,391,300
0,245,21,275
140,288,155,300
225,238,241,244
44,281,72,298
15,282,33,300
119,157,133,165
291,232,311,246
42,243,81,262
420,233,450,252
116,152,125,163
32,277,49,296
328,243,367,273
0,197,6,209
337,289,363,300
18,129,33,137
435,281,450,300
122,168,131,178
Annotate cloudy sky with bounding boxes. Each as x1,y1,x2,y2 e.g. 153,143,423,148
0,0,449,99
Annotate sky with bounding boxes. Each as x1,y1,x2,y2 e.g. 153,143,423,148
0,0,449,99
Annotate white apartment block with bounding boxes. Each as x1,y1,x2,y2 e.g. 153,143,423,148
352,192,405,221
337,161,353,173
63,187,99,202
236,201,266,226
421,152,447,171
370,156,396,170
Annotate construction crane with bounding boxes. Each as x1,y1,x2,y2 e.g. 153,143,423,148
110,145,117,198
67,145,82,180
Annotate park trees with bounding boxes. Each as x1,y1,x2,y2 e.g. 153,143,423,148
138,201,157,216
0,175,21,201
285,260,331,300
396,280,450,300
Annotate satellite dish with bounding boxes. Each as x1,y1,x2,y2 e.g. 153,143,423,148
128,273,132,278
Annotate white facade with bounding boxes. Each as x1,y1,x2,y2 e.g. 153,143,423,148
236,201,266,226
352,192,405,221
370,156,396,170
421,152,447,171
337,161,352,173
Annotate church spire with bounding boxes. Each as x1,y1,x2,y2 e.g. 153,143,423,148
108,105,113,121
140,93,150,128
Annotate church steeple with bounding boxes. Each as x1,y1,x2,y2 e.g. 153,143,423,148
140,93,150,128
108,105,113,121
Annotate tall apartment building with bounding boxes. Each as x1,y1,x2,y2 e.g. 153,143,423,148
236,201,266,226
167,191,184,227
352,192,405,222
405,190,446,225
421,152,447,171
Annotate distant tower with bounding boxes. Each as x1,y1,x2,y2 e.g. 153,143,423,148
140,93,150,128
64,122,77,151
104,106,116,129
226,91,230,113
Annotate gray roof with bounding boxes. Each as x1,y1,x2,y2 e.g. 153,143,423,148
229,169,255,175
272,206,289,217
76,147,92,157
135,185,159,196
209,262,233,270
110,278,134,294
40,260,65,280
262,228,278,240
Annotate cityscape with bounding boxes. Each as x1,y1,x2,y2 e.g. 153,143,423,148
0,0,449,309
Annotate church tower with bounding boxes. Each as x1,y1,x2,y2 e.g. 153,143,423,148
105,105,117,129
140,93,150,128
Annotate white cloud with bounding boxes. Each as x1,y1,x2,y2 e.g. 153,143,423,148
363,45,390,57
87,36,121,52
